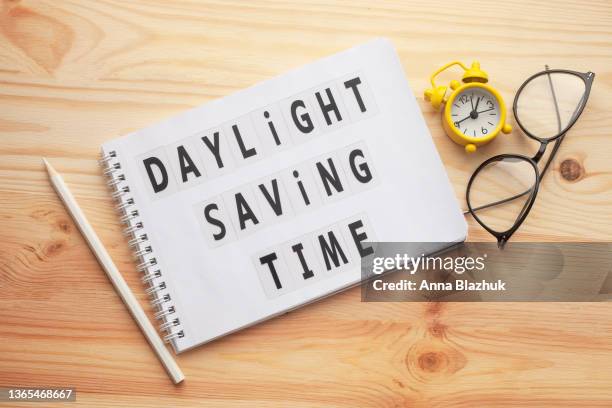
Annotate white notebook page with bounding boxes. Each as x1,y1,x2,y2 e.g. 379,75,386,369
101,38,467,353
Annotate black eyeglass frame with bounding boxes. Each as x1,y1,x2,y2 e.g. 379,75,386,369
466,68,595,248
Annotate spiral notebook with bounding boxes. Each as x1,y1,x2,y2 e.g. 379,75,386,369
99,39,466,353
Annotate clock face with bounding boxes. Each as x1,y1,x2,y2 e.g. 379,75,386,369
450,88,501,138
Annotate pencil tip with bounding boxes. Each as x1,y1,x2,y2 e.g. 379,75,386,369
42,157,58,177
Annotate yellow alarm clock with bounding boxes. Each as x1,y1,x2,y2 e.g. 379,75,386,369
424,61,512,153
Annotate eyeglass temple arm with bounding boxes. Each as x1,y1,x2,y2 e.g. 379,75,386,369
545,65,563,135
538,86,587,178
464,189,531,215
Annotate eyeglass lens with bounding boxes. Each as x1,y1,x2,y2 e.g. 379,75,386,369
515,72,586,140
469,157,537,233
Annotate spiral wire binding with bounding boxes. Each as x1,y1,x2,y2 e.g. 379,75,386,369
100,150,184,343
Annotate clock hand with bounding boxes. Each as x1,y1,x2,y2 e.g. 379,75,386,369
476,108,494,114
470,94,474,111
474,97,481,111
454,114,473,126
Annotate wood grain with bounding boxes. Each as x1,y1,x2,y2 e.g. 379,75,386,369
1,0,612,406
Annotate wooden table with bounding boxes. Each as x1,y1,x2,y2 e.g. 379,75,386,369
1,1,611,406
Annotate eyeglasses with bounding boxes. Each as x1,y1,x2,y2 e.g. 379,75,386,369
466,67,595,248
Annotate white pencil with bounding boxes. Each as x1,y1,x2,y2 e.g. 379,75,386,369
43,158,185,384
